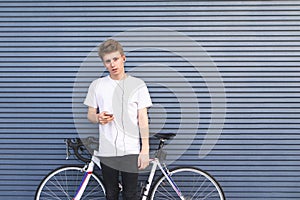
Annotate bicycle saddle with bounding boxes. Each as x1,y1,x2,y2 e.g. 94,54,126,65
154,133,176,140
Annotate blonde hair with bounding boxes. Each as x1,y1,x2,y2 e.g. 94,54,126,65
98,39,124,60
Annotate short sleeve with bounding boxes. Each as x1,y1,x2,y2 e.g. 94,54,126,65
137,83,152,110
84,80,98,108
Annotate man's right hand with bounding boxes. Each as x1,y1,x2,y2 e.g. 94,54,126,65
98,111,114,125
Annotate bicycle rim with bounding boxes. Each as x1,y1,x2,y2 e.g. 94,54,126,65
35,166,106,200
150,167,225,200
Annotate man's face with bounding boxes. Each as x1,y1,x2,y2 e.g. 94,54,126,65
102,51,126,80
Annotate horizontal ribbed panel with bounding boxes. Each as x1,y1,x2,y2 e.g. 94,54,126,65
1,1,300,199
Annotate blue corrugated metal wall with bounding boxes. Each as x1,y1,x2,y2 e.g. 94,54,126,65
1,1,300,199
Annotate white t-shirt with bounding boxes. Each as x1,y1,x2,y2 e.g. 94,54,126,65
84,75,152,157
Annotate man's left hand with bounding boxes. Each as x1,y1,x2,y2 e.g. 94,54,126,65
138,152,149,170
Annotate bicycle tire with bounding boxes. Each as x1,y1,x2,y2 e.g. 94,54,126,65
150,167,225,200
35,165,106,200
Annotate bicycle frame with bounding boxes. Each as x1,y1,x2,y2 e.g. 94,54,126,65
72,156,184,200
141,158,184,200
72,161,95,200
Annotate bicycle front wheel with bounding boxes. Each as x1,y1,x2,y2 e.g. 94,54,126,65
150,167,225,200
35,165,106,200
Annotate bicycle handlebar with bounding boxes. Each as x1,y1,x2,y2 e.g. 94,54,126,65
65,137,98,163
64,133,175,163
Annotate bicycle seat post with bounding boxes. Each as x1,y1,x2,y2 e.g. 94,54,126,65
158,139,165,150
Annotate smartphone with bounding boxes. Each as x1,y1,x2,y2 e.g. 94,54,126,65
105,113,113,117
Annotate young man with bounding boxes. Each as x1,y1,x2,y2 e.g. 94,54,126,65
84,39,152,200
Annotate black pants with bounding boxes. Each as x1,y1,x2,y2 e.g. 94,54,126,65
100,155,139,200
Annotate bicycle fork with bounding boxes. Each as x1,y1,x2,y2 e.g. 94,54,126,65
72,161,95,200
142,159,185,200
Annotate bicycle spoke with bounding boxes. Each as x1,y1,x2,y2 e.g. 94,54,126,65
83,195,106,200
81,180,104,200
151,168,224,200
191,176,207,199
158,183,175,199
36,166,105,200
189,172,204,198
42,186,62,200
40,194,60,200
64,169,69,197
74,169,81,196
199,180,219,199
202,189,218,200
47,178,69,199
154,189,176,200
53,175,72,199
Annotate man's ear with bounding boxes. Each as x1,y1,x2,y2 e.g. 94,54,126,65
122,55,126,62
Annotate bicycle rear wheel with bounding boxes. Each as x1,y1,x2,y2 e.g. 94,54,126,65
35,165,105,200
150,167,225,200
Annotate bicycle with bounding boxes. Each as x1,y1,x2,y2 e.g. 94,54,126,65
35,133,225,200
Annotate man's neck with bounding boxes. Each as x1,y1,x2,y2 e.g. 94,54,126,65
110,73,126,80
